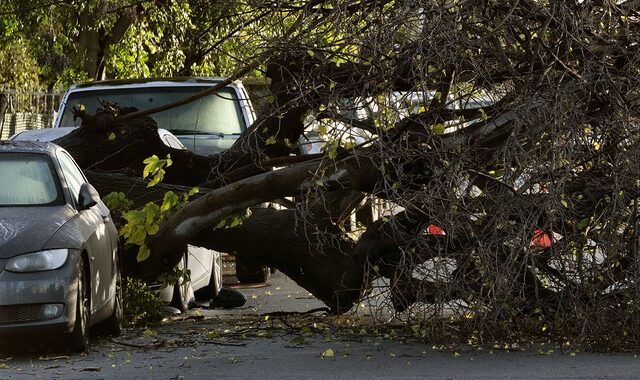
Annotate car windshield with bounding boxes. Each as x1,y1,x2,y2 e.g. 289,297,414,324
59,86,245,135
0,154,63,206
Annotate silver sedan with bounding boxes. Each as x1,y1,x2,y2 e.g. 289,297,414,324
0,141,122,352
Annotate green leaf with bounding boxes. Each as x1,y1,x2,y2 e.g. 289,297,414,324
137,244,151,262
265,136,277,145
108,132,116,140
142,155,160,179
103,191,132,213
146,224,160,235
577,218,591,231
161,191,179,213
147,168,165,187
215,219,227,229
327,143,338,160
143,154,172,186
321,348,334,358
188,187,199,197
432,123,445,135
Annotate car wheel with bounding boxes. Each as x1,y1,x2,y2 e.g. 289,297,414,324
98,255,123,336
169,252,193,312
210,287,247,309
235,257,270,284
67,264,90,352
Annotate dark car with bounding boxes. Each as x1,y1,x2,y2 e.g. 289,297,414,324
0,141,122,352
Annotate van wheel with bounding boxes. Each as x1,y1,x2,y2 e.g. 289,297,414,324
236,257,270,284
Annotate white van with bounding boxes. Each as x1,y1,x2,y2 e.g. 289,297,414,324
54,77,256,157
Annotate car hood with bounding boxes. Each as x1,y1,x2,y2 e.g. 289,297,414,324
0,206,75,258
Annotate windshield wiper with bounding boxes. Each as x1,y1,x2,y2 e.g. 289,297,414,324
167,129,225,137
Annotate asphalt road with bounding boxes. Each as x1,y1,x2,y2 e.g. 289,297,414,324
1,273,640,379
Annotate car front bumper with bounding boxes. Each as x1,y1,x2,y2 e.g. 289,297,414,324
0,250,81,336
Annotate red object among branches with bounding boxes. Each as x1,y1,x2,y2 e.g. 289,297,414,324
531,229,553,248
426,224,446,236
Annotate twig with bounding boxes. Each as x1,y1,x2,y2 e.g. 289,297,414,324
260,307,330,317
197,340,247,347
109,338,165,349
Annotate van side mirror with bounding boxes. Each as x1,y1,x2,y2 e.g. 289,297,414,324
78,183,101,210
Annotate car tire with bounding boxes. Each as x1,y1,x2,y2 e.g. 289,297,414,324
98,255,123,336
235,257,270,284
169,252,193,312
210,287,247,309
67,263,90,353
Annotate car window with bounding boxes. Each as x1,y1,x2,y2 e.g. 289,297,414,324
59,87,245,135
0,154,63,206
56,150,87,204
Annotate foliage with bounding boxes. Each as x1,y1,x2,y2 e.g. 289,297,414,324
156,265,191,291
214,208,252,230
0,0,271,86
142,154,173,188
0,39,41,89
103,191,133,216
119,155,200,262
120,191,183,262
122,277,165,327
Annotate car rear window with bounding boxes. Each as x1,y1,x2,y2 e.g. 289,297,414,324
59,86,245,135
0,154,63,206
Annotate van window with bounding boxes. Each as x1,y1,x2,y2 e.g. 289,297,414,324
59,87,245,135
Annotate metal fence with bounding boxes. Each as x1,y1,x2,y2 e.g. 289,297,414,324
0,89,63,140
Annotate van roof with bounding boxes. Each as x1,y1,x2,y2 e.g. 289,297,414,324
72,77,230,90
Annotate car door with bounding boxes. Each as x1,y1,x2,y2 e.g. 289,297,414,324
56,150,114,310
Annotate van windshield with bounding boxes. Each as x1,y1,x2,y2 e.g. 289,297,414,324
59,86,245,135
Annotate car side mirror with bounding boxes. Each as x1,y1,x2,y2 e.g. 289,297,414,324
78,183,101,210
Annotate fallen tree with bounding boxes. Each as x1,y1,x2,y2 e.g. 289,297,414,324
50,0,640,345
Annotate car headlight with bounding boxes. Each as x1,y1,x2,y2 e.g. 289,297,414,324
5,249,69,272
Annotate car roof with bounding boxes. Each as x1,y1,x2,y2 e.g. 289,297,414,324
10,127,77,142
0,140,58,155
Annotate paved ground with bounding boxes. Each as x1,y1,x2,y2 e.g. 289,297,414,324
1,273,640,379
